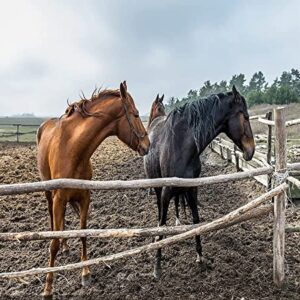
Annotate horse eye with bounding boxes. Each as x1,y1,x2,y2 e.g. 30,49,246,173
134,112,139,117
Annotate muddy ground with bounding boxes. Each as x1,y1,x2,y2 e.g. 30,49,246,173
0,138,299,300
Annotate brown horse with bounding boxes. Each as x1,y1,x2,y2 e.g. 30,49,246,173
37,81,150,298
147,94,165,130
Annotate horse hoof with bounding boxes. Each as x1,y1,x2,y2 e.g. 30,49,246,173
62,247,70,255
175,218,181,226
41,291,53,300
148,188,155,195
153,267,162,279
196,255,213,270
81,273,91,287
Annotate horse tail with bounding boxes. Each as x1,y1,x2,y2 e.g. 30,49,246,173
36,118,58,145
70,201,80,217
181,194,187,218
36,121,47,145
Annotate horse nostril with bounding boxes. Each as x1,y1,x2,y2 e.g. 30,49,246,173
138,144,149,156
142,146,149,155
243,147,255,161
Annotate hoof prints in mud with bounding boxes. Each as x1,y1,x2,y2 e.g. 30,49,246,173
0,138,299,300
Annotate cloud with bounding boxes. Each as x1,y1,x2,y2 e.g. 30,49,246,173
0,0,299,116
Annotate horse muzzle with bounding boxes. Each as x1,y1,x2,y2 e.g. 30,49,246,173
137,144,149,156
243,147,255,161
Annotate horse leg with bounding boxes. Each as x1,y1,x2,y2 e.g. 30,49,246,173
154,187,162,226
46,191,69,254
186,188,212,269
61,199,81,254
79,192,91,286
181,194,188,220
43,193,66,299
154,187,171,279
152,187,161,244
45,191,53,231
61,217,69,254
186,188,203,261
148,187,156,196
174,195,181,226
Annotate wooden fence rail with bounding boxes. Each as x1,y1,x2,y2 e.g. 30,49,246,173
0,204,274,242
0,184,286,279
0,166,274,196
255,116,300,127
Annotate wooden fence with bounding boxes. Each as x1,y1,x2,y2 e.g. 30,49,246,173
0,123,39,142
209,110,300,195
0,107,299,290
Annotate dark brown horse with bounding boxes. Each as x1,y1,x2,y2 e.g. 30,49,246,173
147,94,165,130
146,94,186,224
37,81,150,298
144,86,255,278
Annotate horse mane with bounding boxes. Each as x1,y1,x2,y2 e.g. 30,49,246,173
65,88,121,118
166,92,232,150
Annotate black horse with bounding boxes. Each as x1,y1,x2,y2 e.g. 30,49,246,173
144,86,255,278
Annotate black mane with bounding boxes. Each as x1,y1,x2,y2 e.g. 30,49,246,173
166,92,231,150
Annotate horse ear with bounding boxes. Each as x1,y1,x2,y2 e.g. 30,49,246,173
160,94,164,103
232,85,241,102
155,94,160,103
120,82,127,100
122,80,127,91
232,85,239,97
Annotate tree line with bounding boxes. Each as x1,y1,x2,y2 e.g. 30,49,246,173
165,69,300,111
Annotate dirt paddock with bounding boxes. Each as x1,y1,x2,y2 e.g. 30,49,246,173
0,138,299,299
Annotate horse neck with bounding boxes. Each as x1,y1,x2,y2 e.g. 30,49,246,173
147,107,156,129
188,98,230,153
148,109,165,129
67,98,122,161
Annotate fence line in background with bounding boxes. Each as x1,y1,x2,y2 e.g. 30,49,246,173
0,123,39,142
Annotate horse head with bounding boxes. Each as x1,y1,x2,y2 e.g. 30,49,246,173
148,94,165,129
223,85,255,161
117,81,150,156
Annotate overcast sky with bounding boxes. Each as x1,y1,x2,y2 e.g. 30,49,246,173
0,0,299,116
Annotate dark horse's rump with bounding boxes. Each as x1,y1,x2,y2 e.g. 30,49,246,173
144,86,255,278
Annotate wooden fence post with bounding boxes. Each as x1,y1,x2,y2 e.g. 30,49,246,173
16,124,20,143
266,111,272,190
220,145,224,159
226,148,232,163
273,107,287,288
234,145,240,171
